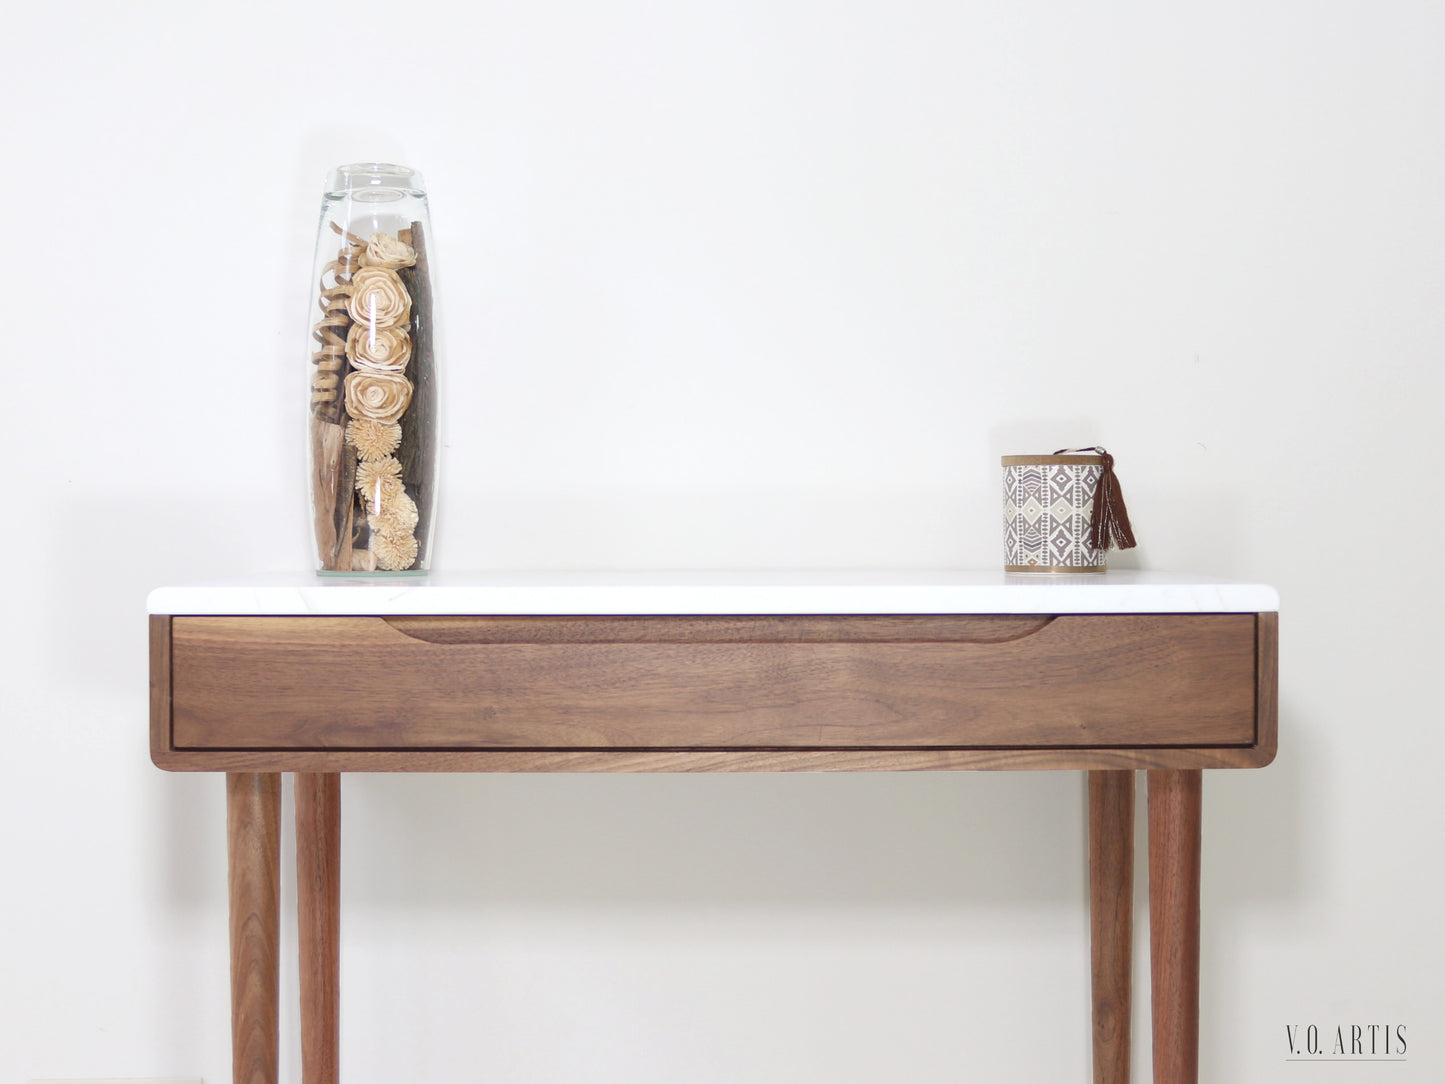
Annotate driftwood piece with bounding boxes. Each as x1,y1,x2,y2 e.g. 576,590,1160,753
349,485,370,564
309,232,366,570
309,418,354,570
395,219,437,567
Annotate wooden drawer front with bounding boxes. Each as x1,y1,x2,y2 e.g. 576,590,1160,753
168,614,1259,751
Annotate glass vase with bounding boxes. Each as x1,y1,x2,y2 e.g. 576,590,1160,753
307,163,438,574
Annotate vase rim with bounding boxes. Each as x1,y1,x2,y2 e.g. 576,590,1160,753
326,162,426,196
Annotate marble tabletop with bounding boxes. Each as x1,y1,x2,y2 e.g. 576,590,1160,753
147,570,1279,616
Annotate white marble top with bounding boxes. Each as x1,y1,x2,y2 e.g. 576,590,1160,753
147,570,1278,616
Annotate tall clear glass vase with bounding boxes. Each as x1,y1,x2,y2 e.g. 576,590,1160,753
307,163,438,574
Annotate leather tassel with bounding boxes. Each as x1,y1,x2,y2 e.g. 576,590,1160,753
1054,447,1137,552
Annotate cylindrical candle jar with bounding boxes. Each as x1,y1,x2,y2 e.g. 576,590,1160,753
307,163,438,574
1002,453,1107,572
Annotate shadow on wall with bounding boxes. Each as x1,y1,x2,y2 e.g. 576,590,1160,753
337,714,1305,915
331,693,1304,920
44,495,291,695
1204,698,1307,907
342,770,1091,910
1198,694,1309,1055
43,496,298,908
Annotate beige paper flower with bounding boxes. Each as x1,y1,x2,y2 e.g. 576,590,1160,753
344,370,413,423
355,457,404,515
361,231,417,270
355,455,402,491
347,267,411,329
373,530,419,571
345,418,402,460
357,479,403,516
369,491,419,537
346,322,412,373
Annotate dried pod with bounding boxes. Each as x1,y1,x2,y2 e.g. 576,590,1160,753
369,491,420,537
374,530,419,571
345,418,403,460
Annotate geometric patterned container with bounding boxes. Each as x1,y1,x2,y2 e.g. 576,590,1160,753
1002,453,1108,572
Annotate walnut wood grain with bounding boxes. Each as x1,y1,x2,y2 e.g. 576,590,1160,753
170,614,1257,752
227,773,280,1084
296,773,340,1084
149,615,171,767
1089,771,1134,1084
153,745,1274,773
1149,769,1202,1084
384,614,1054,644
1255,612,1279,765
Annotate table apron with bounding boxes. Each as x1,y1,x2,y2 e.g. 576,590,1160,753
151,613,1277,772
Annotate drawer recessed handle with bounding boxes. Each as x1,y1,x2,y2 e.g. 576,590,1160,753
382,614,1056,645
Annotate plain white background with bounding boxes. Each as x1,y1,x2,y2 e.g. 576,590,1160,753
3,0,1441,1080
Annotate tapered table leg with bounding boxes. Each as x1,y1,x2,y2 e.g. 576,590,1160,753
227,773,281,1084
297,772,341,1084
1089,770,1134,1084
1148,770,1202,1084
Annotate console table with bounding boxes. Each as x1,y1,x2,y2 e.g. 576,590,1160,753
148,571,1278,1084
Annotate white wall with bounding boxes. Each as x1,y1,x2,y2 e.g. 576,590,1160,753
3,0,1441,1080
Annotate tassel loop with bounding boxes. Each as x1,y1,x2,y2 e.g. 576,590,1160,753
1053,446,1137,552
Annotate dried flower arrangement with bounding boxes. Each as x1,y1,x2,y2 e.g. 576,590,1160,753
309,221,434,571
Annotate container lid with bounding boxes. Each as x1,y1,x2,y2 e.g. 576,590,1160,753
1001,454,1105,466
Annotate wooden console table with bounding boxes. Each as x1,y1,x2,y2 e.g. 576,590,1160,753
148,571,1278,1084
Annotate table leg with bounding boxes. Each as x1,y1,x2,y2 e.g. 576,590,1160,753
297,772,341,1084
1148,769,1202,1084
227,773,281,1084
1089,770,1134,1084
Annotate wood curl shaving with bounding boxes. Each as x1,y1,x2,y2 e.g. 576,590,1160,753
309,223,368,410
